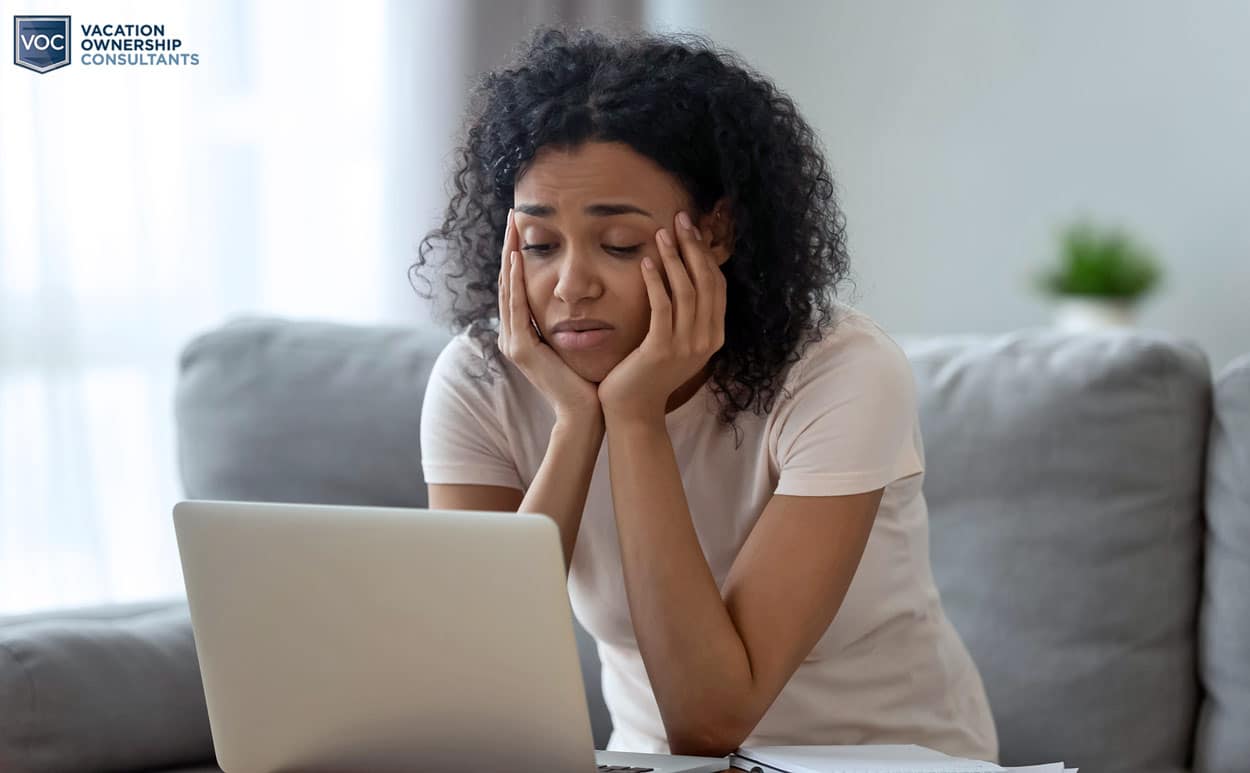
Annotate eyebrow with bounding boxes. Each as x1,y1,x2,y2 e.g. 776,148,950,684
515,202,653,218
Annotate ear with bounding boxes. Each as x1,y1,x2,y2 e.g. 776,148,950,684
696,197,734,267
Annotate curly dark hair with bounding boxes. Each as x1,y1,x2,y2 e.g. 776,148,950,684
411,25,855,442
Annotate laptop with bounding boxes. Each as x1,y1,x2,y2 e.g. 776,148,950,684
173,499,728,773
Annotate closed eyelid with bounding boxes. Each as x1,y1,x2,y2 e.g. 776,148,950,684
520,242,643,251
514,202,654,218
520,224,646,241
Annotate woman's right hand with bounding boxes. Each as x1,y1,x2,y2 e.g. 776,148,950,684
497,208,602,424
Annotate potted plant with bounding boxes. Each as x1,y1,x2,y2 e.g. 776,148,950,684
1035,219,1163,332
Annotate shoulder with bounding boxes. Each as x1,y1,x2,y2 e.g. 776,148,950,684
780,304,915,399
427,324,536,414
767,304,925,491
432,325,491,370
431,325,503,386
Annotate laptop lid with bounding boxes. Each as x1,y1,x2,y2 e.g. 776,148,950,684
173,499,596,773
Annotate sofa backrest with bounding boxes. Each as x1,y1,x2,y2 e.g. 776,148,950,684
176,317,449,509
1193,353,1250,773
899,329,1210,773
177,318,1237,771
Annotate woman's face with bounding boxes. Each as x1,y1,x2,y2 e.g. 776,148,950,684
513,141,726,383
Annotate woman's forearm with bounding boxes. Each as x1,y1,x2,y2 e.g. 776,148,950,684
604,415,755,755
519,415,605,572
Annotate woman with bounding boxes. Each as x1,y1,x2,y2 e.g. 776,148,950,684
413,26,998,762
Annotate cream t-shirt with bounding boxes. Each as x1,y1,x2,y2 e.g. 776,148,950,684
419,303,998,762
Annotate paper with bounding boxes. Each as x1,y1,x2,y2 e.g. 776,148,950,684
729,745,1072,773
732,744,1003,773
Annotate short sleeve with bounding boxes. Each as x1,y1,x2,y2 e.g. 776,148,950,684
772,320,924,497
419,335,524,490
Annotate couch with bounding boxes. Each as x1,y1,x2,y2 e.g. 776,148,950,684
1,317,1246,773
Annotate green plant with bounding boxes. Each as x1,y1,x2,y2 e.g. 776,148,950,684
1036,220,1162,300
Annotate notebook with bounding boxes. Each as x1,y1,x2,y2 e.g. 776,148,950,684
728,744,1074,773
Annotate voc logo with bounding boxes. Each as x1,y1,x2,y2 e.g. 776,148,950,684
14,15,71,73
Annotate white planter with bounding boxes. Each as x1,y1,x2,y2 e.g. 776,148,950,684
1053,297,1138,332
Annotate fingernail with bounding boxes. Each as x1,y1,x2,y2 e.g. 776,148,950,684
677,211,693,231
658,228,674,247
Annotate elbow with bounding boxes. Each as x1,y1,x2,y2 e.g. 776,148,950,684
666,718,752,759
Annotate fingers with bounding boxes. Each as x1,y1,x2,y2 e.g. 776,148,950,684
500,207,519,266
672,212,711,337
675,210,721,288
640,256,673,342
655,225,695,338
498,209,514,343
668,211,727,351
499,209,535,351
498,209,547,356
508,250,534,346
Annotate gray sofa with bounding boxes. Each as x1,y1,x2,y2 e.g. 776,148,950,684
1,318,1246,773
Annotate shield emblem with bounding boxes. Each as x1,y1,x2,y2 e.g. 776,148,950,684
14,16,71,73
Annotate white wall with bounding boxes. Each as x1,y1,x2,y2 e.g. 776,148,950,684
646,0,1249,372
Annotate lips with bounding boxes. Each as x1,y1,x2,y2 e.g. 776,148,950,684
551,318,613,333
551,327,613,351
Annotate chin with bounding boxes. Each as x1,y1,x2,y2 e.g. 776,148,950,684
579,362,615,384
561,352,619,384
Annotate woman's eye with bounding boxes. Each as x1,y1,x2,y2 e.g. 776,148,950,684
520,243,643,256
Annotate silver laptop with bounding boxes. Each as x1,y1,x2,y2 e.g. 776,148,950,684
173,499,727,773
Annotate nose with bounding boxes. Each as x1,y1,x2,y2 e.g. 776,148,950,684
552,246,603,305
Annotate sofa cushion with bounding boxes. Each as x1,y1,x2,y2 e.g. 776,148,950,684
900,329,1209,773
1195,353,1250,773
0,601,216,773
176,317,451,508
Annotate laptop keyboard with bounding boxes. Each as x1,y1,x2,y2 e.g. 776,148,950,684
596,766,655,772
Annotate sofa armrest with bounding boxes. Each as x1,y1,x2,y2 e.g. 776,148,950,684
0,600,216,773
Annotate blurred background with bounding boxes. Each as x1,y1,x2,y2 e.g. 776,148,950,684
1,0,1246,614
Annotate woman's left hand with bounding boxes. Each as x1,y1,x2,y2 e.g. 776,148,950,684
598,211,727,424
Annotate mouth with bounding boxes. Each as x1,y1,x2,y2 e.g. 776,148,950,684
551,327,613,351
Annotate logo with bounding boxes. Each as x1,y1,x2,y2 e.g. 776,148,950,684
14,15,71,73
